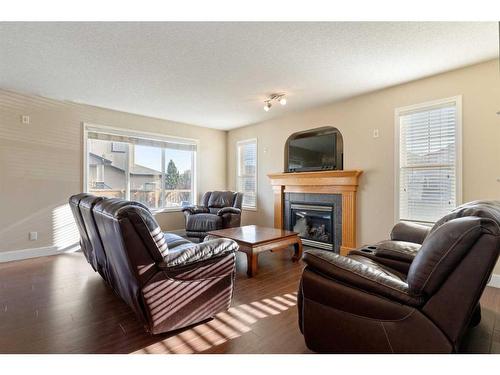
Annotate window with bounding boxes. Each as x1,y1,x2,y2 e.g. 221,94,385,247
84,124,197,211
395,96,462,224
236,139,257,209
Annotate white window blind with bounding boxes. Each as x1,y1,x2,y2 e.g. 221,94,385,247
237,139,257,209
397,98,461,223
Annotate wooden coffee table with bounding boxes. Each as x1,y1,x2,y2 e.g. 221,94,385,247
207,225,303,277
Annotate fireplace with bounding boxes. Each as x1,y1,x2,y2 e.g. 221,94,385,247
268,170,362,255
290,204,334,250
284,193,342,253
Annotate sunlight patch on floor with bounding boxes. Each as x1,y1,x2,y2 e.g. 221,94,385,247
133,292,298,354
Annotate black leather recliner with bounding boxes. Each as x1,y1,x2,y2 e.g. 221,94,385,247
69,193,239,334
298,201,500,353
182,191,243,240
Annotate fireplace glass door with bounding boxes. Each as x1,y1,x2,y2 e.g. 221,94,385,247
290,204,334,250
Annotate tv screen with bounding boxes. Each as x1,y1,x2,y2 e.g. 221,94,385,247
288,133,336,172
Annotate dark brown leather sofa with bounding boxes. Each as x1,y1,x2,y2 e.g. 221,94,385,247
69,193,239,334
298,201,500,353
182,191,243,240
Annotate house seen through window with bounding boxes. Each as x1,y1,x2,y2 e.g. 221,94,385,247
86,126,196,210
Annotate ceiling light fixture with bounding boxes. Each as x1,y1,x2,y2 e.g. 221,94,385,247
263,93,287,111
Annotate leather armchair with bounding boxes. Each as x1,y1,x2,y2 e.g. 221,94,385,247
69,194,239,334
298,201,500,353
182,191,243,240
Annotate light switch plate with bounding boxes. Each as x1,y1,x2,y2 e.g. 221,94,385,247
373,128,380,138
29,231,38,241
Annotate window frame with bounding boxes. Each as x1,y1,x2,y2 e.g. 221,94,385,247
83,123,198,213
394,95,462,224
236,138,258,211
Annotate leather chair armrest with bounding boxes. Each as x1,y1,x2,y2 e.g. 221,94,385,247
160,237,239,269
303,250,424,306
181,205,210,215
217,207,241,216
374,240,421,262
390,221,430,244
349,246,414,274
163,252,236,280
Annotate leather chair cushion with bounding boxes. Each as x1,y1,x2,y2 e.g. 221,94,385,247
390,221,430,244
207,191,235,208
374,240,421,263
164,232,191,248
102,201,168,261
79,195,107,277
181,206,210,215
217,207,241,216
164,236,239,267
407,216,498,296
303,250,424,306
430,200,500,234
69,193,95,268
186,213,222,232
233,192,243,210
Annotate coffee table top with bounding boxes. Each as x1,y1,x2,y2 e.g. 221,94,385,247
208,225,298,246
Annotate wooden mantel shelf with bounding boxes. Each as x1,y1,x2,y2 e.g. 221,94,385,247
267,170,363,256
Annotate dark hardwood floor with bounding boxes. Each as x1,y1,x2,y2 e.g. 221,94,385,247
0,248,499,354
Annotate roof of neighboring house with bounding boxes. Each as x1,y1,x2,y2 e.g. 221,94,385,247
129,164,161,175
89,152,161,176
89,152,113,165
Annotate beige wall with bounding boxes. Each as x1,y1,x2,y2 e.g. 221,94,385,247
227,59,500,274
0,89,227,253
1,59,499,276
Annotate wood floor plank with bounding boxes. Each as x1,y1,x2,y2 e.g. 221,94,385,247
0,249,498,354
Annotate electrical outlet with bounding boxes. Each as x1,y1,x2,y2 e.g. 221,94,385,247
373,128,380,138
29,232,38,241
21,115,30,124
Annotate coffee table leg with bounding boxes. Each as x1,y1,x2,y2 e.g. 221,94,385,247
292,238,303,262
246,249,258,277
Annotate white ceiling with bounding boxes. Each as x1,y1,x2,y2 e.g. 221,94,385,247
0,22,497,130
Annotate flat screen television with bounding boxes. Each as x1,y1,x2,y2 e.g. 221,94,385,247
285,127,343,172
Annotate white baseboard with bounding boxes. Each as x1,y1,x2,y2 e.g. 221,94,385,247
488,274,500,289
0,244,80,263
0,229,186,263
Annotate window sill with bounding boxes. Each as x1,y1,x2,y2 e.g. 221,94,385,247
152,207,185,214
399,219,434,227
242,206,258,212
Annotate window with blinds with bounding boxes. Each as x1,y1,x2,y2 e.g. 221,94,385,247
236,139,257,209
84,124,197,211
396,97,461,223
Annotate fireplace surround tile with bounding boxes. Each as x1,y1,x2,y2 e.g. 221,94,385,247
268,170,362,255
284,193,342,253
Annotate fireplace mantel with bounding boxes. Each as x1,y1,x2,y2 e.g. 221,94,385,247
267,170,363,255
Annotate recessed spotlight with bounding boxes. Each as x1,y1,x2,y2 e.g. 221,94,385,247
279,97,287,106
